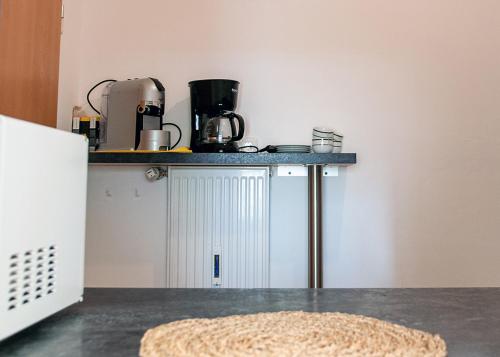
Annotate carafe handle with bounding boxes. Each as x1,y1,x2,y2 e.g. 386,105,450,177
227,113,245,141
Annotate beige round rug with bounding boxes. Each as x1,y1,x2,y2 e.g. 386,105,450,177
140,311,446,357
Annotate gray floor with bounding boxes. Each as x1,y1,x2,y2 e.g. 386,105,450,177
1,288,499,356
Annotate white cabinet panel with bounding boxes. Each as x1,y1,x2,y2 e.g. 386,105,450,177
85,166,167,287
269,177,308,288
167,167,270,288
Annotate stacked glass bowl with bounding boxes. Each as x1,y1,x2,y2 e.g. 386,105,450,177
312,127,343,153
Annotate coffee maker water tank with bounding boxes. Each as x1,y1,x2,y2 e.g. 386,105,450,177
99,78,165,150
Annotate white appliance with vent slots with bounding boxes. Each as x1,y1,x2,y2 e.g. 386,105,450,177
0,116,88,340
166,167,270,288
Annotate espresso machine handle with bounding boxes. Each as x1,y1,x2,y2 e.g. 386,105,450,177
228,113,245,141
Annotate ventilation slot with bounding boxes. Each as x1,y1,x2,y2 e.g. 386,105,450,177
6,245,57,311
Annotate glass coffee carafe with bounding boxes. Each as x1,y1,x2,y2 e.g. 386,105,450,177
201,112,244,145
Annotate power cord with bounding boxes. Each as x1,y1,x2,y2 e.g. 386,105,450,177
258,145,277,153
237,145,259,153
162,122,182,149
87,79,117,114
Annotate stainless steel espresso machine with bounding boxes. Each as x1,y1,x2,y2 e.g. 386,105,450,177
99,78,165,150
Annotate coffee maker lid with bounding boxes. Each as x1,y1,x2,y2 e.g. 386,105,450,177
189,79,240,114
188,79,240,86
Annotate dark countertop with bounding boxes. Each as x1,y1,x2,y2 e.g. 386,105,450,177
1,288,499,356
88,152,357,165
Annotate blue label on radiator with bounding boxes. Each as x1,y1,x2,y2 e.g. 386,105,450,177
214,255,220,278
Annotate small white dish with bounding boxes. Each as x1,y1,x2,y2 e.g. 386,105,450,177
313,132,333,138
313,126,334,134
312,144,334,153
312,138,334,145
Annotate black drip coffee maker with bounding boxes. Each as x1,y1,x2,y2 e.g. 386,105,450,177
189,79,245,152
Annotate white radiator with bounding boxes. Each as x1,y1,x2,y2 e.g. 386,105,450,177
166,167,269,288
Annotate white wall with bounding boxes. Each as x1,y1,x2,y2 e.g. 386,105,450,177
62,0,500,287
57,0,83,130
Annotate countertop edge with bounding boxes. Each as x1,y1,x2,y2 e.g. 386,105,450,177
88,152,357,166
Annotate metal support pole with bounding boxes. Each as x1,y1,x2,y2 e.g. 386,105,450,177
308,165,323,288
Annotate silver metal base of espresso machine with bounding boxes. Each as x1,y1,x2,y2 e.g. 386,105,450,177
137,130,171,151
